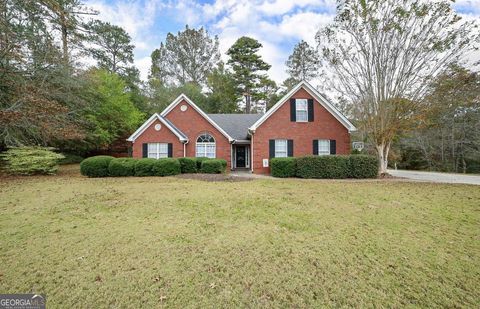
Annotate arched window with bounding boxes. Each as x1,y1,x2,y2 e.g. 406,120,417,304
196,133,216,158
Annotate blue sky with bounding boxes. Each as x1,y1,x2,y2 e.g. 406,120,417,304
85,0,480,83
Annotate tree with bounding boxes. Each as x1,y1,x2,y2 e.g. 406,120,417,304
254,77,279,112
285,40,319,82
147,81,208,114
205,64,239,113
84,69,143,148
85,20,135,75
316,0,479,174
150,25,221,86
227,37,271,113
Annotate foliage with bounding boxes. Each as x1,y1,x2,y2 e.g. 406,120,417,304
200,159,227,174
270,157,297,178
147,81,208,114
227,37,271,113
150,25,220,86
205,64,239,113
84,69,143,148
79,155,114,177
348,155,379,179
152,158,181,176
59,153,84,165
285,40,319,82
296,156,349,179
134,158,157,176
195,157,210,170
108,158,136,177
178,157,197,173
0,147,64,175
316,0,479,174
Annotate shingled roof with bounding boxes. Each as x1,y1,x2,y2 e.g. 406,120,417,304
207,114,263,141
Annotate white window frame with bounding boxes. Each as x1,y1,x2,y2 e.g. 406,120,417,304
318,139,330,156
148,143,168,159
296,99,308,122
196,133,216,158
275,139,288,158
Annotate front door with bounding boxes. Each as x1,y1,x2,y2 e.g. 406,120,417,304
236,146,246,168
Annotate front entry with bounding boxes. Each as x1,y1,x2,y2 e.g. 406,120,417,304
235,146,246,168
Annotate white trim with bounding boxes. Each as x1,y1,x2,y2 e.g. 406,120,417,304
160,94,234,142
249,81,357,132
126,113,188,142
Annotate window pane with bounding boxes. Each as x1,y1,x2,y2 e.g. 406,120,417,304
297,110,308,122
275,139,287,158
296,99,308,121
318,139,330,155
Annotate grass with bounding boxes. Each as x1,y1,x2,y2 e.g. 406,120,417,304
0,165,479,307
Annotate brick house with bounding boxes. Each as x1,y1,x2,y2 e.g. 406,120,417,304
127,81,356,174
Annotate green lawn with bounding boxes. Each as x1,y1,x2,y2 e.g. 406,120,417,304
1,165,479,307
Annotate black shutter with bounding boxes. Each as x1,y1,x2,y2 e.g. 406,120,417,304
330,140,336,155
308,99,314,122
313,140,318,155
287,140,294,157
168,143,173,157
269,140,275,158
142,143,148,158
290,99,296,122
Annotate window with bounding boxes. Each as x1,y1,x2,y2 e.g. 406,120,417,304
196,133,216,158
318,139,330,155
148,143,168,159
296,99,308,122
275,139,288,158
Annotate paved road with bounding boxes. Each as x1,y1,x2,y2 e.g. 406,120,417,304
388,169,480,185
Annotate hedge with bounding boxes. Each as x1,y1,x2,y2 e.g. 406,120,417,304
195,157,210,170
59,153,84,165
1,147,64,175
270,157,296,178
200,159,227,174
178,157,197,173
108,158,136,177
134,158,157,176
348,155,378,178
296,155,350,179
80,155,114,177
152,158,181,176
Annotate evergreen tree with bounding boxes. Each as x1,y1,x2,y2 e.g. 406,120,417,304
285,40,319,82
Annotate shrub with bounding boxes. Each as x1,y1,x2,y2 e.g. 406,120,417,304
59,153,84,165
152,158,181,176
80,155,114,177
195,157,210,170
134,158,157,176
178,157,197,173
348,155,378,178
296,155,349,179
108,158,136,177
200,159,227,174
0,147,64,175
270,157,296,178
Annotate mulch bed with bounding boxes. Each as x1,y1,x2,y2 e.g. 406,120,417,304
176,173,253,182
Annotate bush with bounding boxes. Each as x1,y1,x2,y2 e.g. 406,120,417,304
59,153,84,165
200,159,227,174
270,157,296,178
108,158,136,177
134,158,157,176
348,155,378,178
0,147,64,175
178,157,197,173
195,157,210,170
152,158,181,176
296,155,349,179
80,155,114,177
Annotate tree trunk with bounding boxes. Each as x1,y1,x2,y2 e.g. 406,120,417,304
60,12,68,64
376,142,390,175
245,93,251,114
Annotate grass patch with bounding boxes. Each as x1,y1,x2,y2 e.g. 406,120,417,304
0,165,479,307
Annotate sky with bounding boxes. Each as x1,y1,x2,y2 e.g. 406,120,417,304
85,0,480,83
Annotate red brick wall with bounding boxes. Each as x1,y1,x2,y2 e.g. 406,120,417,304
132,119,184,158
252,88,351,174
164,99,232,169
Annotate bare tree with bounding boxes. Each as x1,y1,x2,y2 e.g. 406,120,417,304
316,0,479,174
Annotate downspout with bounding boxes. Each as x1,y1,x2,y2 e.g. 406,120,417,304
250,131,254,173
183,140,188,157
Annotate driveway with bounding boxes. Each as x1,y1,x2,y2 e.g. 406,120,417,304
388,169,480,185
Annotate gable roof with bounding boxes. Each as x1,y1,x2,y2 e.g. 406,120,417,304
126,113,188,142
160,94,234,142
249,81,357,132
207,114,263,141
